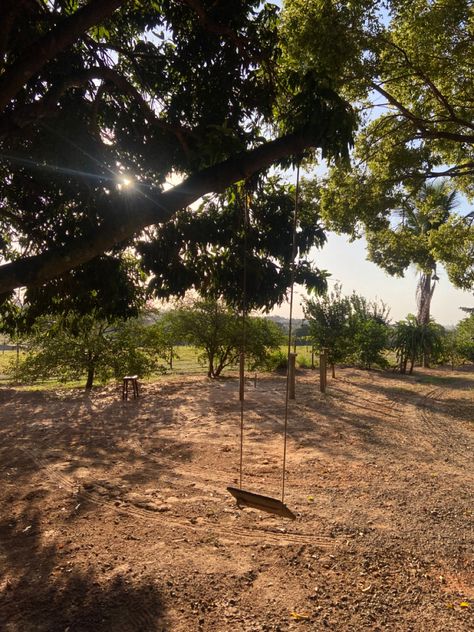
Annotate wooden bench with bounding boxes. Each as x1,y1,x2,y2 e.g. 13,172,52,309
122,375,139,400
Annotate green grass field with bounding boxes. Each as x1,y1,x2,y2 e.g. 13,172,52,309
0,344,318,389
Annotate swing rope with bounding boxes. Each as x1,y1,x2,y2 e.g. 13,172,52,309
239,185,250,490
281,161,300,503
235,164,300,507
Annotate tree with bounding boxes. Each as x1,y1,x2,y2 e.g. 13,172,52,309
304,284,352,376
0,1,354,306
365,182,459,325
455,314,474,364
349,293,390,370
305,286,391,372
283,0,474,190
284,1,474,291
14,311,170,388
140,177,328,310
172,299,283,378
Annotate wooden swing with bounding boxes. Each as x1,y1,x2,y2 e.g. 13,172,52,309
227,165,302,521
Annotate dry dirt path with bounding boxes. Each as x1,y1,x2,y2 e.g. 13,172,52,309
0,367,472,631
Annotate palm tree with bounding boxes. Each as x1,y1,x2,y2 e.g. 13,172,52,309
401,182,459,326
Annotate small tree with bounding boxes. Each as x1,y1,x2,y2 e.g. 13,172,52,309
455,314,474,363
304,285,353,377
391,316,444,374
348,294,390,370
172,300,283,378
14,312,169,388
352,319,390,370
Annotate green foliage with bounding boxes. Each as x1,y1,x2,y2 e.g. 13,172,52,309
0,0,355,311
296,355,312,369
351,318,389,369
319,167,468,307
170,299,284,378
139,177,329,311
349,294,390,369
430,218,474,290
304,284,353,367
455,315,474,363
284,0,474,293
262,349,288,372
14,256,146,333
305,286,391,370
14,311,169,388
391,315,445,374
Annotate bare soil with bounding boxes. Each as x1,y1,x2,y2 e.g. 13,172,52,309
0,367,473,631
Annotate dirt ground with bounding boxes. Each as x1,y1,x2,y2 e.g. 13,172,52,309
0,367,473,631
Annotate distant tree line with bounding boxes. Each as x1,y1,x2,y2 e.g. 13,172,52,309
3,290,474,389
304,285,474,375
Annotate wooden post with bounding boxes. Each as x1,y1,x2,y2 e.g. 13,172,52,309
319,349,327,393
289,352,297,399
311,346,315,370
239,352,245,401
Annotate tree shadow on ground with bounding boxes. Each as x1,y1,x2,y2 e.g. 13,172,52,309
0,383,194,494
0,508,168,632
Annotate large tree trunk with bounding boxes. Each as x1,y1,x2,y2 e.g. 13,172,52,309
417,271,436,368
417,272,434,326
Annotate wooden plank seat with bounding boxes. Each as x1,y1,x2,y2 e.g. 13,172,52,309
122,375,139,400
227,486,296,520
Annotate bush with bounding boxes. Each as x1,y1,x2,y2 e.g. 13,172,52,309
265,350,288,371
350,318,390,370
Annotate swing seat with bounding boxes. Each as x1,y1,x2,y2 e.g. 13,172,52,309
227,486,296,520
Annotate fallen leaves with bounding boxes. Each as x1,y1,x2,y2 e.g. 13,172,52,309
290,611,310,621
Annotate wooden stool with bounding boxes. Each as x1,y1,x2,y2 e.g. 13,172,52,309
122,375,139,400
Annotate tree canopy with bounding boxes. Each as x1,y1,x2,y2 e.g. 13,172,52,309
0,0,354,311
285,0,474,290
284,0,474,188
2,0,473,317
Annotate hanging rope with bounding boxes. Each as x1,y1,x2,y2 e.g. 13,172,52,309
281,161,301,504
230,171,299,520
239,184,250,489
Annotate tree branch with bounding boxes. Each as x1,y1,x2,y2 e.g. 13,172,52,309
0,126,331,295
383,38,464,125
370,82,474,144
0,67,195,156
178,0,267,63
0,0,125,111
370,81,428,130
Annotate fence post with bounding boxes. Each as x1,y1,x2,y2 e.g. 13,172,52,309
319,348,327,393
288,352,297,399
239,352,245,401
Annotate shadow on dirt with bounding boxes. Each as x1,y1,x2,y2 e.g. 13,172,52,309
0,383,194,494
0,509,168,632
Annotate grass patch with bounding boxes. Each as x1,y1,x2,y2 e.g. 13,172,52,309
1,344,320,390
